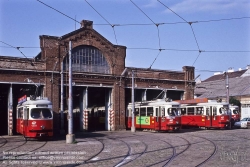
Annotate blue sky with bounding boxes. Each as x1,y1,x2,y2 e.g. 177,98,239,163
0,0,249,80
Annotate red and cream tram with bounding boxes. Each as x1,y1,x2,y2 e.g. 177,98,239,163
126,99,181,132
16,95,53,139
180,100,231,129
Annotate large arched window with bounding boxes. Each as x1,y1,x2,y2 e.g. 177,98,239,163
64,45,110,74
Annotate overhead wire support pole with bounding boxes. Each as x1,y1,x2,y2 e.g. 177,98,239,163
66,41,75,144
60,60,65,134
225,72,229,103
131,70,136,132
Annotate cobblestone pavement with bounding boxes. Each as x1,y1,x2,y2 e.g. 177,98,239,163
0,128,249,167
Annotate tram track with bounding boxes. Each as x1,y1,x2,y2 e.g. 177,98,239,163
11,140,48,160
146,135,190,167
113,137,148,167
150,139,176,167
0,136,27,161
0,136,8,148
77,133,150,167
0,136,48,165
112,138,132,167
190,135,218,167
112,133,180,167
81,138,105,164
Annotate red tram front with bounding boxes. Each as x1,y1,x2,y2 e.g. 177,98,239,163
127,99,181,132
181,101,230,129
16,95,53,139
230,105,240,122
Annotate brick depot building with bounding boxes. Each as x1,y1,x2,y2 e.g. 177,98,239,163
0,20,195,136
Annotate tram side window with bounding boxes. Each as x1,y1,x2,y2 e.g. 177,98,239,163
181,108,186,115
126,108,131,117
196,107,203,115
206,108,210,116
213,107,217,116
27,108,29,119
17,108,23,119
167,108,175,116
147,107,153,116
140,108,146,116
135,108,139,116
187,107,195,115
31,108,52,119
161,108,165,116
155,108,159,117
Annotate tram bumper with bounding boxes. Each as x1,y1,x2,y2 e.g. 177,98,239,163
167,123,181,131
218,121,230,128
29,129,53,138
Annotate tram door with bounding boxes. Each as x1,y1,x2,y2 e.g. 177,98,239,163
154,107,160,130
17,107,24,134
205,107,212,127
205,106,216,127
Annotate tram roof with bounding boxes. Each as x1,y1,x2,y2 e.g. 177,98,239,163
196,102,229,106
128,99,180,107
20,98,52,106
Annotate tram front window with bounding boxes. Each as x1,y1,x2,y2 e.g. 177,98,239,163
31,108,52,119
167,108,176,116
233,110,239,114
219,108,227,115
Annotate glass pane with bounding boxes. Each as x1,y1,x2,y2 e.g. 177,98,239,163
140,108,146,116
67,46,110,74
31,108,52,119
147,107,153,116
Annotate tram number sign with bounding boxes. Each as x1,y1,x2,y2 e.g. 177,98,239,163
136,116,150,125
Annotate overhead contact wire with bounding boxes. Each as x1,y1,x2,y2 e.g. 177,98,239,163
130,0,163,68
85,0,118,45
0,41,37,70
157,0,202,64
192,51,201,66
37,0,81,24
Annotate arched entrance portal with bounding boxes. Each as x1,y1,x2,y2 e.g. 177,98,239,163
62,45,112,132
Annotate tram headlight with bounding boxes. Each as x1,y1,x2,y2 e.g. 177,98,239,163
40,125,45,130
176,121,179,124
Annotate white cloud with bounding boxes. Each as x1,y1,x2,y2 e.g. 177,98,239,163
163,0,250,14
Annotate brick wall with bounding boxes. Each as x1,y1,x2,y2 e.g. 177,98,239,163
0,20,195,132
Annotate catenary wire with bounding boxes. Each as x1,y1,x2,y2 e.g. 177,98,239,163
157,0,201,62
1,41,32,61
1,45,249,53
192,51,201,66
7,0,248,71
130,0,163,68
84,0,118,45
37,0,81,24
90,16,250,26
0,41,37,70
149,50,161,69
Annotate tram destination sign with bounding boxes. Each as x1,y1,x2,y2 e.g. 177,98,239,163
18,95,27,104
